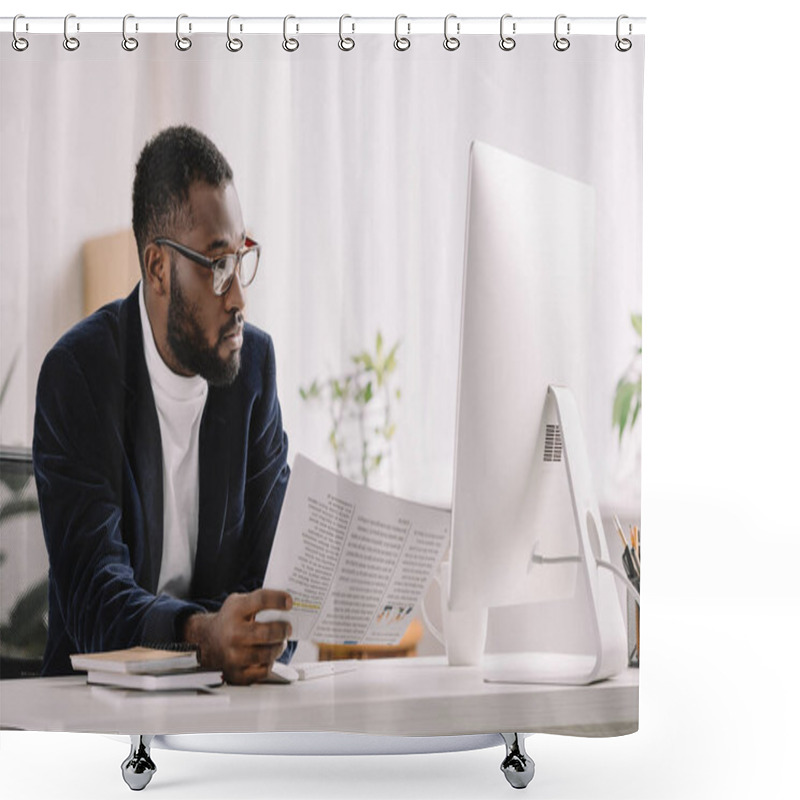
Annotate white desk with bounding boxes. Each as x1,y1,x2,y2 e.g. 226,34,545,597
0,655,638,738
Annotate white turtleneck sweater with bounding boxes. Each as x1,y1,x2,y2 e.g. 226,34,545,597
138,283,208,599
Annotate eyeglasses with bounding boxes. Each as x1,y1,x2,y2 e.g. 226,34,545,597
154,236,260,296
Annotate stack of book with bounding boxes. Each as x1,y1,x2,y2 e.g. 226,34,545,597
70,646,223,691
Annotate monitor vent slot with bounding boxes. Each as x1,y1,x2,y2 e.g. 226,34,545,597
543,424,563,463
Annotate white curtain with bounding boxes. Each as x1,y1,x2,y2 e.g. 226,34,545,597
0,33,642,510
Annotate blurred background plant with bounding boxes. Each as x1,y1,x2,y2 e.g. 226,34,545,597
0,350,49,675
612,313,642,443
300,332,401,489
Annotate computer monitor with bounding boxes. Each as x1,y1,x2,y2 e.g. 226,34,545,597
448,142,627,684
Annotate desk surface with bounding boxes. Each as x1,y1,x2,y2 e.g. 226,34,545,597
0,655,638,738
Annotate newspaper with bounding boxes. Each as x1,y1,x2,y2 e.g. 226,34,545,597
257,454,450,645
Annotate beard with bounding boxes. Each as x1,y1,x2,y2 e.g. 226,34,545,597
166,262,243,387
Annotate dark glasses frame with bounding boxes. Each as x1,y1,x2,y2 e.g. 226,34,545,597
154,236,260,296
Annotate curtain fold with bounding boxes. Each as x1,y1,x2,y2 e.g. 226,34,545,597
1,33,643,511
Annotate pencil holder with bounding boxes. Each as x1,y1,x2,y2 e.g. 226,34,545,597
627,594,639,667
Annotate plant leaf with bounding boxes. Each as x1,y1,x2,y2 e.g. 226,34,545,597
385,342,399,374
631,313,642,338
352,353,371,371
0,498,41,525
0,347,21,409
631,398,641,429
612,380,636,443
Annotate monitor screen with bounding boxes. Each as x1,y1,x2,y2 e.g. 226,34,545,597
449,142,596,613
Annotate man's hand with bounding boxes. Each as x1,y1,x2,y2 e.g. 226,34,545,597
182,589,293,685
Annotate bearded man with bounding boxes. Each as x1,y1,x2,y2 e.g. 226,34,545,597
33,126,295,684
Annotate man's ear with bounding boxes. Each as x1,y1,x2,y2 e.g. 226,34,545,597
143,242,169,297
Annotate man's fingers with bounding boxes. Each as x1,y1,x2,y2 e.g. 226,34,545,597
229,642,286,672
250,620,292,644
212,590,292,685
229,619,290,648
237,588,293,616
222,639,286,674
244,641,287,668
230,663,271,685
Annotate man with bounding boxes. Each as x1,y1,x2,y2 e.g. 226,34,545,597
33,126,294,685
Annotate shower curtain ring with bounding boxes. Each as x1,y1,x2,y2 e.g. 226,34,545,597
175,14,192,50
226,15,243,52
615,15,633,52
122,15,138,51
283,15,299,51
63,14,80,51
553,14,570,51
443,14,460,51
394,15,410,51
12,15,29,52
499,14,516,51
338,14,355,51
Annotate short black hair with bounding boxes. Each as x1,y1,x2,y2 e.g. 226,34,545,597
132,125,233,272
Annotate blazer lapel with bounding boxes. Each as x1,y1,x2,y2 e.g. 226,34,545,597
121,287,164,593
195,389,230,589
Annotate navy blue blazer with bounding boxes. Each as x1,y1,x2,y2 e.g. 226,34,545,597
33,286,294,676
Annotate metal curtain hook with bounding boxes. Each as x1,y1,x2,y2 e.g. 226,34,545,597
553,14,570,52
394,14,410,51
227,15,243,52
175,14,192,50
63,13,80,51
615,15,632,52
338,14,355,51
283,15,299,52
443,14,460,51
12,14,29,52
122,14,138,51
499,14,516,51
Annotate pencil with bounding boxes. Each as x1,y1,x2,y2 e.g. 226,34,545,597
630,542,640,576
631,526,641,572
613,515,628,548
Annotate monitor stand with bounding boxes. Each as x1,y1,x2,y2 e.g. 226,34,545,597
483,386,628,686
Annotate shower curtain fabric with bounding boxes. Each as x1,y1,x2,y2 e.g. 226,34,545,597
0,31,643,735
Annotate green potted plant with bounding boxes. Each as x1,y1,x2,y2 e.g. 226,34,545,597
603,311,643,519
300,332,401,489
0,351,49,677
612,313,642,443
